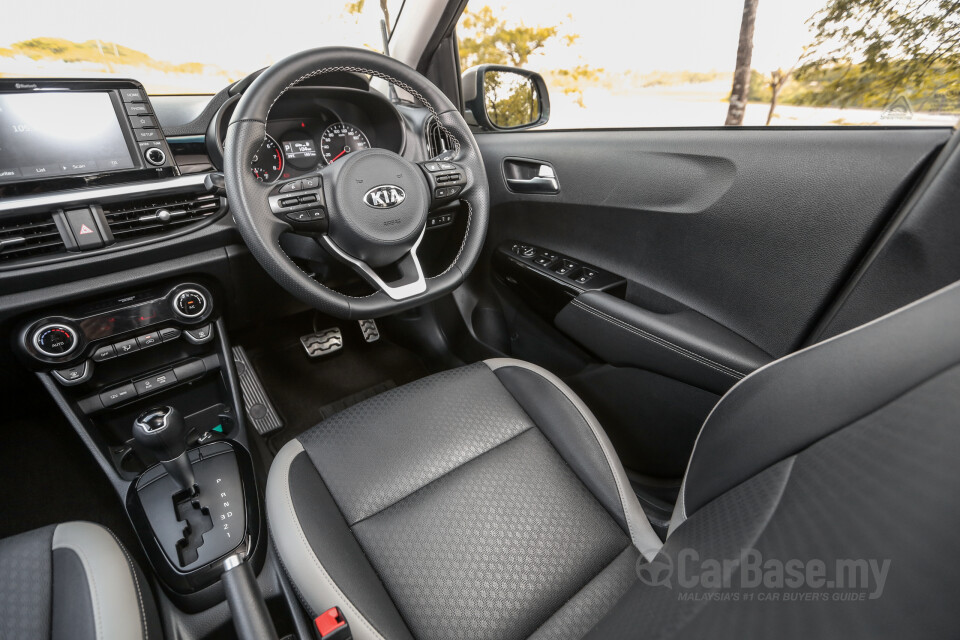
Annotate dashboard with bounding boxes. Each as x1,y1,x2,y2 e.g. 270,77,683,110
206,86,407,183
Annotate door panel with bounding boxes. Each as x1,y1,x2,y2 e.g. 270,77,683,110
475,128,949,357
464,126,951,482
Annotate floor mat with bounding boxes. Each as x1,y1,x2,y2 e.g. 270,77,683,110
236,312,429,453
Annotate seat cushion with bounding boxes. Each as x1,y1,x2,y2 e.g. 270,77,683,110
0,521,159,640
267,358,661,640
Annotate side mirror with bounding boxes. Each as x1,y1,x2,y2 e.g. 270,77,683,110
462,65,550,131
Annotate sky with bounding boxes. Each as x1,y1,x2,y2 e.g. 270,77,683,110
1,0,830,76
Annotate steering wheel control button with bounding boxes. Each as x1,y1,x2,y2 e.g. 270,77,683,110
92,344,117,362
184,324,214,345
34,324,78,357
137,332,161,349
114,338,140,356
279,197,300,207
134,370,178,396
100,383,137,408
52,361,93,386
159,327,182,342
174,289,207,318
301,176,320,189
278,180,302,193
286,209,327,223
438,162,457,171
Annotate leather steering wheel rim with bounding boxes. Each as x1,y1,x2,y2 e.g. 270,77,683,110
223,47,489,319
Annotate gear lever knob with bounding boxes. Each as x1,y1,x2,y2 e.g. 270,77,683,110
133,406,196,493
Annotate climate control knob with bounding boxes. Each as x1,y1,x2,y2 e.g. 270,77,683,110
173,289,207,319
33,324,78,357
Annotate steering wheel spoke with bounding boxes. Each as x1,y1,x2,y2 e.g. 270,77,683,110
320,232,427,301
419,160,470,209
265,169,330,235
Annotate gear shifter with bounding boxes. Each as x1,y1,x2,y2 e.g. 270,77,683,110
133,406,196,493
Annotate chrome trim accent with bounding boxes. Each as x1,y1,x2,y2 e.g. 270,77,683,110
0,173,212,214
33,323,79,358
222,554,244,572
173,289,208,319
320,227,428,301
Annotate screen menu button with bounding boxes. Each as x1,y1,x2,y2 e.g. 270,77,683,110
21,164,64,178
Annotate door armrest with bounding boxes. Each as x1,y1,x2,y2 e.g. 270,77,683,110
555,291,772,393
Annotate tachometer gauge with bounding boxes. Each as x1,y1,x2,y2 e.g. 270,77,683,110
320,123,370,164
250,135,283,182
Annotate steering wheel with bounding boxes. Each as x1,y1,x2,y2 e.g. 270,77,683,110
223,48,489,319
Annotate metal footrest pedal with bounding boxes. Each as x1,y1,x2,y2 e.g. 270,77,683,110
300,327,343,358
231,345,284,436
358,319,380,343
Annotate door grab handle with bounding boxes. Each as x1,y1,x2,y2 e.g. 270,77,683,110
504,161,559,194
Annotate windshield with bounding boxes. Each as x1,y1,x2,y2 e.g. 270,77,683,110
0,0,404,95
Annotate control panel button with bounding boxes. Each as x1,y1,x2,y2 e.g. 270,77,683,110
100,383,137,408
174,289,207,318
137,332,161,349
114,338,140,356
34,324,78,357
286,209,326,223
124,102,151,116
301,176,320,189
278,180,302,193
159,327,181,342
120,88,144,102
52,361,92,385
184,324,214,345
129,115,157,129
63,208,105,250
134,370,178,396
92,344,117,362
279,197,300,208
135,129,162,141
143,147,166,166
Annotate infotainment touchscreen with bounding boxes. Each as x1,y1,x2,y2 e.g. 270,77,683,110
0,92,136,182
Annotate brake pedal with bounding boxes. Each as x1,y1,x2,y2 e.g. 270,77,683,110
358,319,380,343
301,328,343,358
231,346,284,436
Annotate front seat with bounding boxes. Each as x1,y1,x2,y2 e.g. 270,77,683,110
0,521,160,640
267,280,960,639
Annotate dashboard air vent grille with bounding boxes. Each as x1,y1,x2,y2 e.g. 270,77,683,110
425,116,455,158
104,193,221,241
0,213,65,262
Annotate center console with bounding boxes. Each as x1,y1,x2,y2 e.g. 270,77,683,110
14,280,264,609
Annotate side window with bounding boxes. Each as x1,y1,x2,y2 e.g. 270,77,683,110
457,2,960,129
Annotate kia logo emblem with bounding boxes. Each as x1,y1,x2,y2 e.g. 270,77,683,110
363,185,405,209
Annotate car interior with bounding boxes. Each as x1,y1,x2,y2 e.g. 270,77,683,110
1,0,959,638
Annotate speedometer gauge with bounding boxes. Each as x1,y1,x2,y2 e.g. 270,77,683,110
250,135,283,182
320,123,370,164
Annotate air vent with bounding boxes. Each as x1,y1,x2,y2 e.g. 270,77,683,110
425,116,456,158
104,193,221,241
0,213,66,262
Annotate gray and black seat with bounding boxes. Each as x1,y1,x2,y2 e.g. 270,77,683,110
268,280,960,639
0,521,160,640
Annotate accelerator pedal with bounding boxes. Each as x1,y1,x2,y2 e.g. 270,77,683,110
231,345,284,436
358,319,380,343
300,327,343,358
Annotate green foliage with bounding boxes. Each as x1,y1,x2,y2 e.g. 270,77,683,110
484,71,540,127
459,5,560,68
799,0,960,111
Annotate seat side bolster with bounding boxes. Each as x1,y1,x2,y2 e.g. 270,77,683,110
267,439,395,640
485,358,663,560
51,522,146,640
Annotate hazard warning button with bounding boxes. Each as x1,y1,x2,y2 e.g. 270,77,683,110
63,207,106,250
